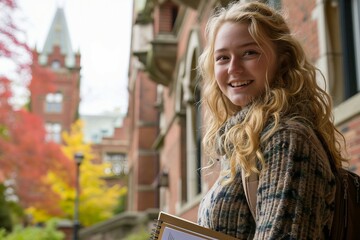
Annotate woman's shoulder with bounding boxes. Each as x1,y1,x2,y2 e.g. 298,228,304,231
263,117,315,139
262,117,327,159
281,118,314,134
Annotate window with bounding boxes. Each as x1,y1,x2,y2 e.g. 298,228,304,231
339,0,360,99
183,53,202,202
104,153,128,175
266,0,281,10
45,92,63,113
51,60,61,70
45,122,62,143
352,0,360,92
259,0,281,10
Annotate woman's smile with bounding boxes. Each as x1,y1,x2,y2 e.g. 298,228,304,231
214,22,278,107
229,80,253,88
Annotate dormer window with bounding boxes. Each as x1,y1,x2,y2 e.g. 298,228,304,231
51,60,61,70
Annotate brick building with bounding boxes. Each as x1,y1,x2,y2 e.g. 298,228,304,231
86,114,130,186
29,7,131,238
126,0,360,224
30,7,81,143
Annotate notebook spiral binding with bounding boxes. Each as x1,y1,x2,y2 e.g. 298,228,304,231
150,219,163,239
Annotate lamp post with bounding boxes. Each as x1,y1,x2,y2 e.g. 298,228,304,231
73,152,84,240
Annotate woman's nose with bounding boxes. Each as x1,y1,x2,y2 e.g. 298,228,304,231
228,57,243,75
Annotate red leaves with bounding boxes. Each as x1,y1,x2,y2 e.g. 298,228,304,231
1,0,34,93
0,77,13,110
0,0,16,9
0,0,72,217
0,108,74,215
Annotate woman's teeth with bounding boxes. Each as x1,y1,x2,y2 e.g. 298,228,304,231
230,80,252,87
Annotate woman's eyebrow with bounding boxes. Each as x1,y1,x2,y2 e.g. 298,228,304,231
214,41,258,53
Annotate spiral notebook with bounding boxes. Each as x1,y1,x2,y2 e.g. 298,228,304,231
150,211,238,240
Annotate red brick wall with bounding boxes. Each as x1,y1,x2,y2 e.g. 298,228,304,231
30,46,81,133
157,5,205,222
47,46,65,67
281,0,360,174
338,115,360,174
126,69,159,211
282,0,319,62
154,0,178,34
160,119,183,213
177,10,197,60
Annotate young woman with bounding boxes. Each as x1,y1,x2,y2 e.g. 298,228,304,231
197,1,347,239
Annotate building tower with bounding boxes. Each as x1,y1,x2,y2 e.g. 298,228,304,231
30,7,81,143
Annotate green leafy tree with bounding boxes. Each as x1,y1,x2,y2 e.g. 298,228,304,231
0,220,64,240
124,228,150,240
0,184,12,232
113,186,128,215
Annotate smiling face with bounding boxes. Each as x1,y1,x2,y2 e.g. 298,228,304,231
214,22,278,108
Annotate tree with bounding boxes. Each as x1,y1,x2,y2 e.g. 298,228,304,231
0,0,126,227
35,120,125,226
0,184,12,232
0,0,70,222
0,219,64,240
0,0,31,108
0,108,75,218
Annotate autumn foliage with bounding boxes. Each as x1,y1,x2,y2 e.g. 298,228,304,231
40,120,124,226
0,0,73,220
1,0,126,227
0,107,74,214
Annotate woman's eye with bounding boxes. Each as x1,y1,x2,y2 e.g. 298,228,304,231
243,50,258,56
215,55,229,61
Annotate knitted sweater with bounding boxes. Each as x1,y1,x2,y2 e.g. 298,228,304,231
197,109,336,239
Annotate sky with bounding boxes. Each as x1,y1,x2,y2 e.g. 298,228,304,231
17,0,133,115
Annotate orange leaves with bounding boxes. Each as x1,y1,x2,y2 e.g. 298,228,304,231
0,108,71,215
0,0,71,218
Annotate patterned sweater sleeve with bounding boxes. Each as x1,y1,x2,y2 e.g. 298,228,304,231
254,127,335,240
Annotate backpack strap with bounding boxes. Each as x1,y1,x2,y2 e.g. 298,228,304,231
241,168,259,220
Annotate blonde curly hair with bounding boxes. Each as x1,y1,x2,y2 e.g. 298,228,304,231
199,1,346,176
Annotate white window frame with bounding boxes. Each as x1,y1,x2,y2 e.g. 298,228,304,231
45,122,62,143
45,92,63,113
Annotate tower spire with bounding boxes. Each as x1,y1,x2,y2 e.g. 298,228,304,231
56,0,66,8
41,6,75,67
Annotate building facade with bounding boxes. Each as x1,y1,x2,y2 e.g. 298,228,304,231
81,113,129,186
127,0,360,224
30,7,81,143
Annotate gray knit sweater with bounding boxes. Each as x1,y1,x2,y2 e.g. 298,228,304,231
197,109,335,239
